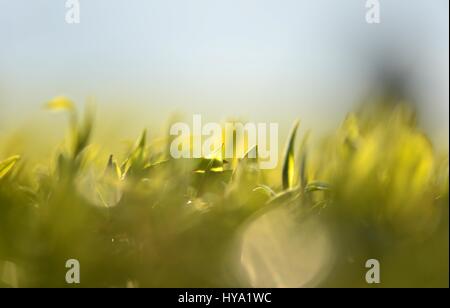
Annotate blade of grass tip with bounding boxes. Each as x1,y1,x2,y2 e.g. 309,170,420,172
107,154,114,170
244,145,258,161
230,145,258,182
73,103,94,158
105,154,122,179
138,129,147,150
282,120,300,190
120,157,130,179
130,129,147,161
125,129,148,176
0,155,20,179
205,142,224,160
298,130,310,189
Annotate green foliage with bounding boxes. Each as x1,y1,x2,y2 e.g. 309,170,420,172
0,156,20,180
282,120,300,190
0,98,448,288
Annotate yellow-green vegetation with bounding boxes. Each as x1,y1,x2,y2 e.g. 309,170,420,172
0,97,448,287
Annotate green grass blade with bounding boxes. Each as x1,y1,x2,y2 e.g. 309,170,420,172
282,120,300,190
0,155,20,179
298,130,310,189
304,181,331,193
253,184,276,197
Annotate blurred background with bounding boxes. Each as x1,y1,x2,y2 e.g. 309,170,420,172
0,0,448,144
0,0,448,288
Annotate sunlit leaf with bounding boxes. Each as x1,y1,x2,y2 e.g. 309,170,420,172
121,129,148,178
0,155,20,179
282,120,300,190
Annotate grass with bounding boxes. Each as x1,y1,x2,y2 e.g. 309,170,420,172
0,97,448,288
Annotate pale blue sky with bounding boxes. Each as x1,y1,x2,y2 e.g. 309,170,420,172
0,0,448,139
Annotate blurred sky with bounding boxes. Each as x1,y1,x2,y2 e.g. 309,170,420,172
0,0,448,141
